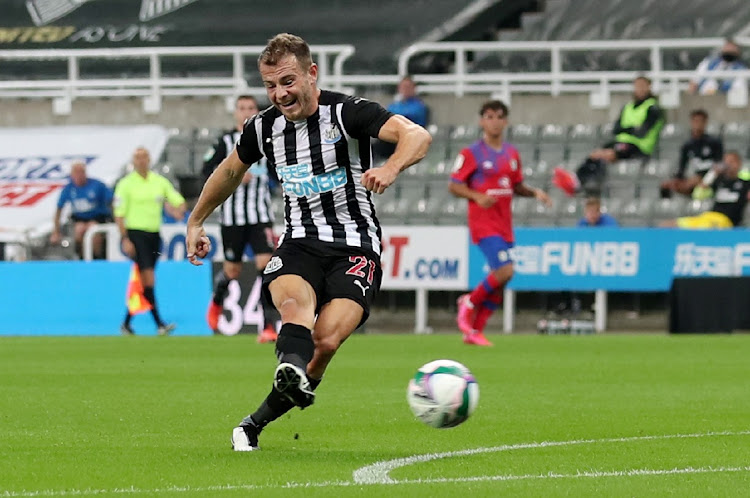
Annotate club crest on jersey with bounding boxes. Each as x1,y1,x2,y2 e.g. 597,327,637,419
482,160,494,170
323,123,342,144
264,256,283,274
511,159,518,171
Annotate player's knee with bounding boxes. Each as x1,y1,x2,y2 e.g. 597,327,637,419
314,335,341,357
277,296,313,323
493,265,514,284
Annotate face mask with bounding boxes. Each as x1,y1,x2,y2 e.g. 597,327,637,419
721,52,739,63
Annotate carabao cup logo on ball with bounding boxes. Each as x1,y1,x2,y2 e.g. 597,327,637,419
407,359,479,429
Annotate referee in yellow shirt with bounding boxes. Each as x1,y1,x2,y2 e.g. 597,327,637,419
115,147,186,336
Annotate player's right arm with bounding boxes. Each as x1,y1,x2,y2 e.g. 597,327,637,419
448,150,495,208
187,117,262,265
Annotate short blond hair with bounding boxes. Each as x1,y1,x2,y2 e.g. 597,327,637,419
258,33,312,69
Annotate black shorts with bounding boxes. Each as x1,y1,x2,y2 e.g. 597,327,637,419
71,214,110,224
604,141,648,160
261,238,382,327
127,229,162,270
221,223,274,262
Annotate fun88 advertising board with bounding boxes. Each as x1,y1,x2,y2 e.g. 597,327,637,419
468,228,750,292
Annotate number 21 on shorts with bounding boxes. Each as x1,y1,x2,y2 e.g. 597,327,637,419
346,256,375,285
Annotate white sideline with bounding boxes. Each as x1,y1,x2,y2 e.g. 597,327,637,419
2,431,749,496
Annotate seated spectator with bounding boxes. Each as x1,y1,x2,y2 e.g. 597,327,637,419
554,76,664,196
660,151,750,229
387,75,429,127
374,76,430,160
50,161,112,259
688,39,747,96
548,198,618,318
660,109,723,198
577,197,619,227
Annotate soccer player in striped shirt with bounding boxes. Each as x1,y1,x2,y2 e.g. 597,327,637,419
186,33,432,451
202,95,278,342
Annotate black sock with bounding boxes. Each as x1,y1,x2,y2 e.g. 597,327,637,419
258,279,276,328
275,323,314,370
212,272,232,306
143,286,164,327
124,308,132,326
243,376,323,430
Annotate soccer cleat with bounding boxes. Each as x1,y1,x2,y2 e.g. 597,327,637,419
231,424,260,451
456,294,477,335
206,301,222,331
257,325,278,344
274,363,315,409
552,167,579,197
120,323,135,336
463,331,494,347
157,323,176,336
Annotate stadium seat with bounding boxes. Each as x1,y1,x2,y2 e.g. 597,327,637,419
525,201,555,227
567,123,599,161
449,125,481,156
407,198,442,224
651,198,687,225
555,198,582,226
641,159,673,179
426,179,451,201
722,122,750,157
436,198,467,225
538,124,568,164
606,180,638,200
683,199,713,217
618,198,653,227
377,198,412,225
637,179,662,200
523,160,552,186
609,160,642,180
512,197,533,225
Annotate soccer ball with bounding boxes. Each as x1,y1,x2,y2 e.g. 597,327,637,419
406,359,479,429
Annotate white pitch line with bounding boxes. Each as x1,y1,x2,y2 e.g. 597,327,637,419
395,465,750,485
3,431,750,497
352,430,750,484
4,466,750,497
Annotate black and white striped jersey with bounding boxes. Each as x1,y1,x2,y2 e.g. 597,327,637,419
236,90,393,256
202,130,274,226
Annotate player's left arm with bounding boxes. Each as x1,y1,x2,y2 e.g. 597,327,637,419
362,115,432,193
342,97,431,194
514,182,551,206
510,149,551,206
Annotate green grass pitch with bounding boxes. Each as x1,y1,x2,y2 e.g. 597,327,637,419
2,334,750,497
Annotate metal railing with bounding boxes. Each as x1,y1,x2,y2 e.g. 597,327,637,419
395,37,750,107
0,44,355,113
2,38,750,113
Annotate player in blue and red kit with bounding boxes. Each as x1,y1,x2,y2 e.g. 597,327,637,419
449,100,551,346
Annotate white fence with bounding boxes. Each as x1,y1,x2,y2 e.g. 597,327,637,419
0,44,355,114
2,38,750,113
